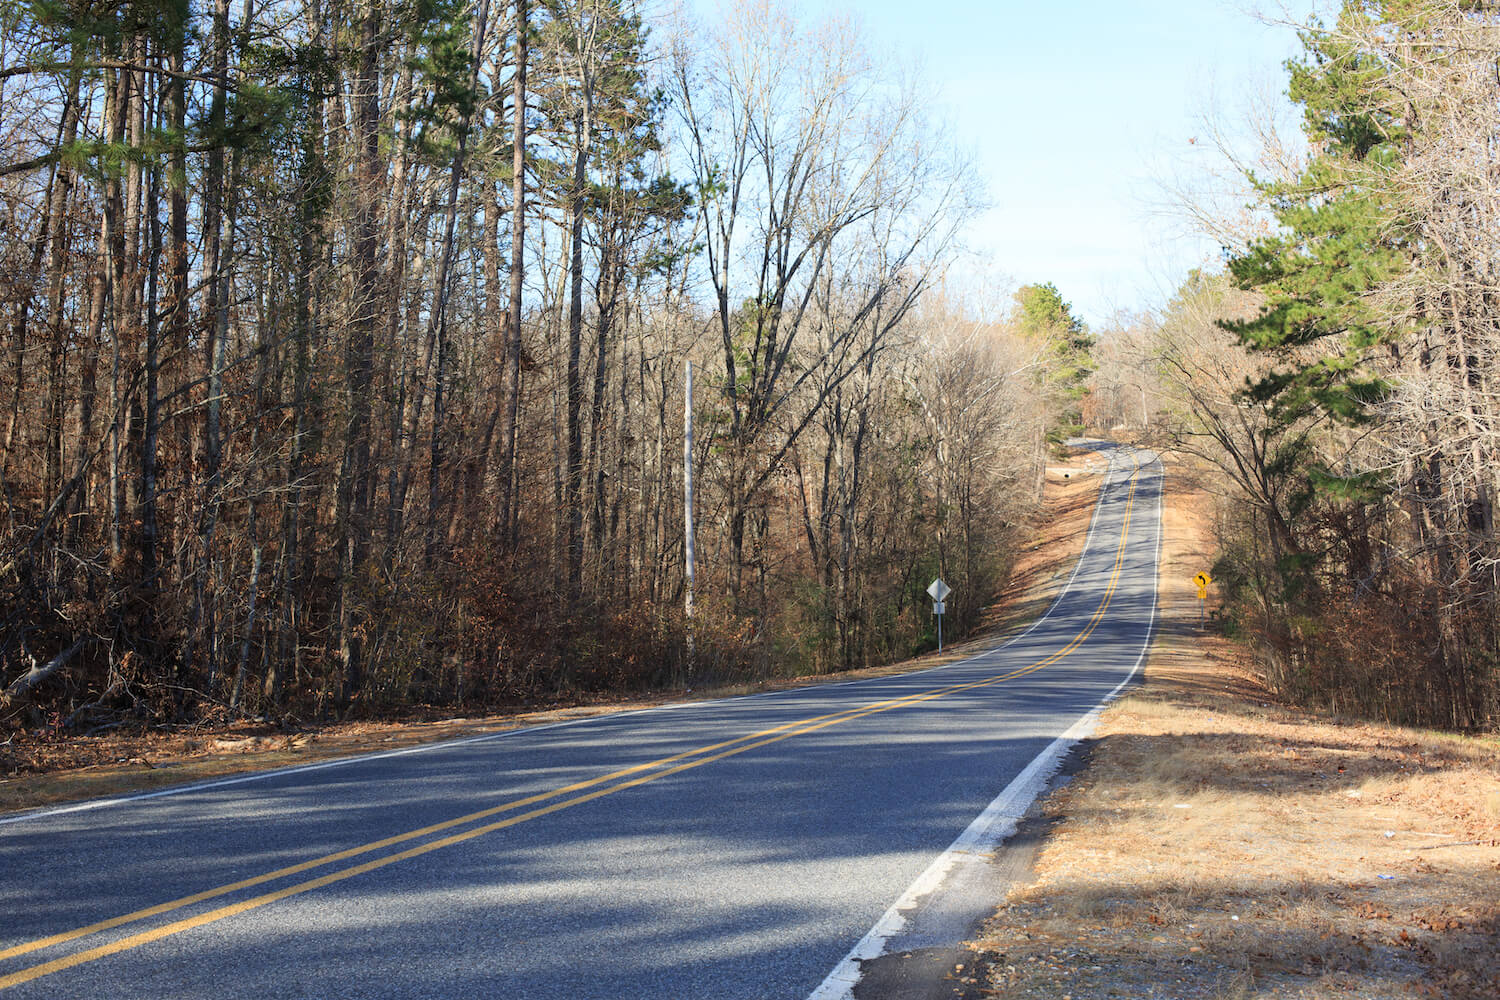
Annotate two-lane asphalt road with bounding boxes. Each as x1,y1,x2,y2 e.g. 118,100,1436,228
0,443,1162,1000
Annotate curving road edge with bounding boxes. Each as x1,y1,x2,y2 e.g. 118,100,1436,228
808,442,1164,1000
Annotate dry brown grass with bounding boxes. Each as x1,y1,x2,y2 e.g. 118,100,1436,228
970,456,1500,1000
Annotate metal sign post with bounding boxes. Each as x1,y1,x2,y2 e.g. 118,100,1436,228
927,578,952,652
1193,571,1211,629
684,361,695,675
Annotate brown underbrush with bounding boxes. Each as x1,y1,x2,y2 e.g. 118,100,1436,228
0,458,1108,815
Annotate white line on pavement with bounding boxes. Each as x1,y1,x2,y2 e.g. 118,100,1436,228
807,451,1163,1000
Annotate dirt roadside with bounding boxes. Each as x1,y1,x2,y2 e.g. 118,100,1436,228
955,459,1500,1000
0,458,1108,818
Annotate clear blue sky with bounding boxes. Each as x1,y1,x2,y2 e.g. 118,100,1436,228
687,1,1323,327
855,0,1324,326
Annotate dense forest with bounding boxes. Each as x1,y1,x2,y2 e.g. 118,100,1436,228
0,0,1089,731
10,0,1496,741
1089,0,1500,731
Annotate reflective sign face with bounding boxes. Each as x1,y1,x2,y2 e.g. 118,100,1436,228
1193,571,1212,588
1196,587,1208,600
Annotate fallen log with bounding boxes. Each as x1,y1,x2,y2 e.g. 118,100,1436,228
1,638,89,707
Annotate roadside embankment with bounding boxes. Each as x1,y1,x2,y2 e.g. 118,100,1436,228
0,459,1107,817
964,459,1500,999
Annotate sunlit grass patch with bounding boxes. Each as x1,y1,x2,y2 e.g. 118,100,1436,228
968,474,1500,1000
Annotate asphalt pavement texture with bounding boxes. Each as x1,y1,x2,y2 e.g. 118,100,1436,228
0,442,1162,1000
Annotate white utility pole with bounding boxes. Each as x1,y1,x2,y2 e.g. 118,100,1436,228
683,360,696,673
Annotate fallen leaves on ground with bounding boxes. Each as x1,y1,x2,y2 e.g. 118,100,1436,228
969,462,1500,1000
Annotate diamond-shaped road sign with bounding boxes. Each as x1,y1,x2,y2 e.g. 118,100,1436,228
927,578,951,602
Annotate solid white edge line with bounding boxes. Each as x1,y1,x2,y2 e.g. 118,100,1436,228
0,444,1132,830
806,448,1164,1000
0,719,586,827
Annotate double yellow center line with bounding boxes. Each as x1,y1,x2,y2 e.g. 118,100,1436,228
0,470,1142,991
